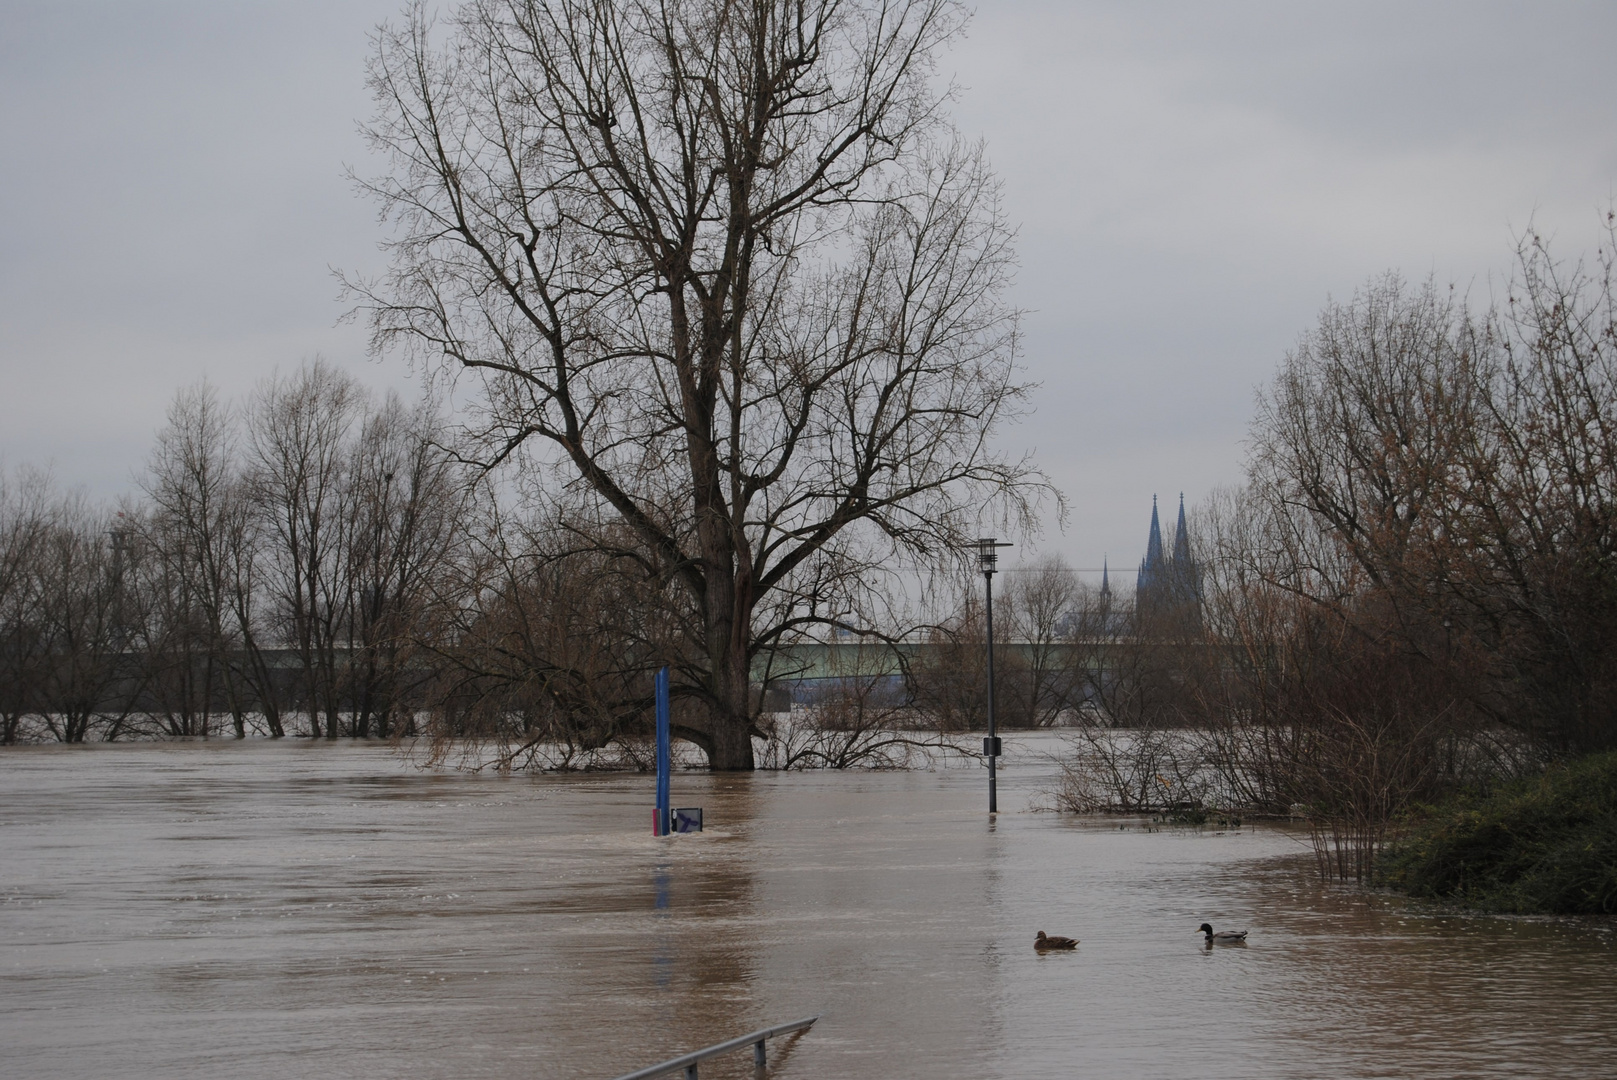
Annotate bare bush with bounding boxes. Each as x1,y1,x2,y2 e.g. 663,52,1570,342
1056,726,1201,814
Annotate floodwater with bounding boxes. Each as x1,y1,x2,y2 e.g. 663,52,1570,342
2,738,1614,1080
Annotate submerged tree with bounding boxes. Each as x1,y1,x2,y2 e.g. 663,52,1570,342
141,383,252,737
0,470,55,743
353,0,1044,767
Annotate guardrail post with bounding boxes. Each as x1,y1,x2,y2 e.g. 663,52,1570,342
753,1040,766,1067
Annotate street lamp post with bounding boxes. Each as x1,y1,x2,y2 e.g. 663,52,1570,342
978,538,1011,813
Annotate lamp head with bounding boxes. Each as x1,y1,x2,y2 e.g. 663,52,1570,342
976,537,1011,575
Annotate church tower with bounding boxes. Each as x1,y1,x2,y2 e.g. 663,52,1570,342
1135,493,1202,627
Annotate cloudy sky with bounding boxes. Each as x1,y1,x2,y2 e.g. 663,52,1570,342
3,1,1616,578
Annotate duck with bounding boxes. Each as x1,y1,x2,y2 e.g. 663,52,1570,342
1034,931,1079,950
1198,923,1247,944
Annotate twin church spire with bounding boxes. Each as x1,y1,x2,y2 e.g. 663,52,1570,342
1136,493,1201,618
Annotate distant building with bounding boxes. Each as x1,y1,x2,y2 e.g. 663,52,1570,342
1135,493,1202,627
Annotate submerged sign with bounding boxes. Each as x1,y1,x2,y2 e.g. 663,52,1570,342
652,667,702,836
672,808,703,833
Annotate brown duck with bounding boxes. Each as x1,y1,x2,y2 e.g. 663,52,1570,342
1034,931,1078,950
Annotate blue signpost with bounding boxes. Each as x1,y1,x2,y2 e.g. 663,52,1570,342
654,666,671,836
652,667,702,835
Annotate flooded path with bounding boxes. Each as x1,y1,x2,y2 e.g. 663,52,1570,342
2,738,1614,1079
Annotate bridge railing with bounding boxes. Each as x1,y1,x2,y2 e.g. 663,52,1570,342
607,1015,819,1080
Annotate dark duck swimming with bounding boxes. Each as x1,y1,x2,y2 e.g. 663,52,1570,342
1035,931,1079,950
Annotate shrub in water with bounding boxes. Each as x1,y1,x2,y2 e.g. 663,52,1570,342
1381,751,1617,914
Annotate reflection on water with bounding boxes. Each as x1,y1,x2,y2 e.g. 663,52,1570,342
2,737,1614,1079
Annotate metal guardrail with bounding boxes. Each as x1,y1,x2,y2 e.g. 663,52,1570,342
608,1016,819,1080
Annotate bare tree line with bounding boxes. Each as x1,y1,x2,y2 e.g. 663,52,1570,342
3,357,1003,761
0,362,469,742
0,339,1047,758
0,399,1162,762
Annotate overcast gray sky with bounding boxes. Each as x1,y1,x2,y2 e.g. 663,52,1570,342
4,1,1616,578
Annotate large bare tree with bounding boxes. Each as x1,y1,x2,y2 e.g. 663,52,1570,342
352,0,1042,767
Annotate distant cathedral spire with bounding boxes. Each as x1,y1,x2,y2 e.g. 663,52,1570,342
1100,556,1111,598
1137,494,1164,594
1146,494,1163,565
1136,492,1203,626
1173,493,1192,567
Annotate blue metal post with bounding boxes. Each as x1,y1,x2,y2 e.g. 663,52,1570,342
985,568,997,814
655,666,671,836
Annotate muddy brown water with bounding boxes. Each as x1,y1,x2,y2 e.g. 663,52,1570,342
2,737,1614,1079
